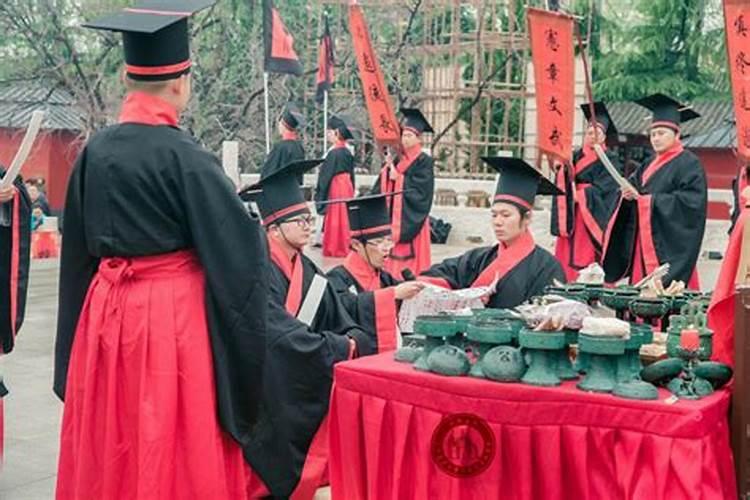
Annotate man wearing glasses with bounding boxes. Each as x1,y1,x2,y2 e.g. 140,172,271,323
240,160,389,498
326,193,425,349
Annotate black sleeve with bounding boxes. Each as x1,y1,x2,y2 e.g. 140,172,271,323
399,156,435,243
421,248,484,289
179,142,269,442
54,149,100,399
525,253,566,298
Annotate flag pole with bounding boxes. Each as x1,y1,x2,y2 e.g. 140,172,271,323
264,71,271,154
323,90,329,154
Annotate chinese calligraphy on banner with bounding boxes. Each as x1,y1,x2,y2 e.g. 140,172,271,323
725,0,750,159
349,4,401,147
527,8,575,162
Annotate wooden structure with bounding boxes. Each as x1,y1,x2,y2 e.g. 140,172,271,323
314,0,535,175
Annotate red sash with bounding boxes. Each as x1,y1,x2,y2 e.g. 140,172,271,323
268,238,304,316
343,252,381,292
471,230,536,288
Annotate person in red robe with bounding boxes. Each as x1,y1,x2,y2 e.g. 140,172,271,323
602,94,706,289
552,102,622,281
326,193,425,345
315,115,355,257
372,108,435,278
55,4,268,498
708,165,750,366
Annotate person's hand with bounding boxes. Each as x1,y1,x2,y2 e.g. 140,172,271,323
621,185,640,201
0,184,16,204
394,281,426,301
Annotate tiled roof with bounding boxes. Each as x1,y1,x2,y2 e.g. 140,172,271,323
0,84,83,131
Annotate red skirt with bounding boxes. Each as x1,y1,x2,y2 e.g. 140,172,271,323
322,173,354,258
56,250,248,500
385,218,431,278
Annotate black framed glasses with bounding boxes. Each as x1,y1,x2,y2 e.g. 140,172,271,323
283,215,316,228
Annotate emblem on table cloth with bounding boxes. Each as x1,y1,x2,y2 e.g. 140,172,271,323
430,413,495,478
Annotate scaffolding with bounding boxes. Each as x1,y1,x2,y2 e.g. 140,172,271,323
311,0,533,177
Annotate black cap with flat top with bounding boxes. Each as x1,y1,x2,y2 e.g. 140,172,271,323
239,159,322,226
580,101,617,140
318,192,402,241
281,103,306,131
328,115,355,140
83,0,215,81
635,93,700,132
481,157,562,212
400,108,434,135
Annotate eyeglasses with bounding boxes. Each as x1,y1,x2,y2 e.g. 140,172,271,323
366,238,394,250
283,215,316,228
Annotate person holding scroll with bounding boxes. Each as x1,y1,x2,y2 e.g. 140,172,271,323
551,102,622,281
239,161,394,499
602,93,707,288
421,157,565,308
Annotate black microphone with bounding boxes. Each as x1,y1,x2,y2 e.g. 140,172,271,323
402,269,416,281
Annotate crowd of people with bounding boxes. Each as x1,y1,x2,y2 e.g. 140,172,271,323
0,2,743,499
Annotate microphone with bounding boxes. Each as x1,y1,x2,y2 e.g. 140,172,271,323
402,269,416,281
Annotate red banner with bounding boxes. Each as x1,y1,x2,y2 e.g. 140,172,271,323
349,4,400,147
263,0,303,76
315,16,335,104
528,8,575,162
725,0,750,160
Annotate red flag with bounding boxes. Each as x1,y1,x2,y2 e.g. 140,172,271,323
725,0,750,159
349,4,400,147
527,8,575,162
315,16,335,104
262,0,303,76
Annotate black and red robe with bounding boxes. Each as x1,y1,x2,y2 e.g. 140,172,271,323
54,91,269,498
246,238,393,498
0,168,31,354
315,142,355,257
421,231,565,308
602,141,707,288
372,145,434,277
551,145,621,281
327,251,401,351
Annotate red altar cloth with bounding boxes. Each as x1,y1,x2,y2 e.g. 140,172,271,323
329,354,736,500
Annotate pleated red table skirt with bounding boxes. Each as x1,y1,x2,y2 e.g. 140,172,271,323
329,354,736,500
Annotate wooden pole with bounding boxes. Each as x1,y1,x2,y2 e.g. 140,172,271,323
264,72,271,154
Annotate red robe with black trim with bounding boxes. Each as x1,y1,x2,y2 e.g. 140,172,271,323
602,141,706,289
246,240,389,499
315,143,355,257
327,251,401,352
421,231,565,309
372,145,434,278
551,146,621,281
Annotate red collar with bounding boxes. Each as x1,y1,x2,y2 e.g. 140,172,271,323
642,140,684,185
282,129,299,141
118,91,179,126
403,144,422,160
333,140,348,149
343,251,381,291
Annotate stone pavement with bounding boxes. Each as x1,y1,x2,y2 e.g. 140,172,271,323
0,242,723,499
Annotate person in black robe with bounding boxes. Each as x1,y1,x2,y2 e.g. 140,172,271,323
421,157,565,309
326,193,425,347
55,4,267,498
551,101,622,280
602,93,707,288
372,108,435,277
0,168,31,355
315,115,356,257
239,161,395,498
261,102,306,183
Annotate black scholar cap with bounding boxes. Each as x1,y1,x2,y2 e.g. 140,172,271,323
635,93,700,132
83,1,215,81
482,157,562,212
580,101,618,140
239,159,322,226
328,114,355,140
400,108,434,135
281,103,306,131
